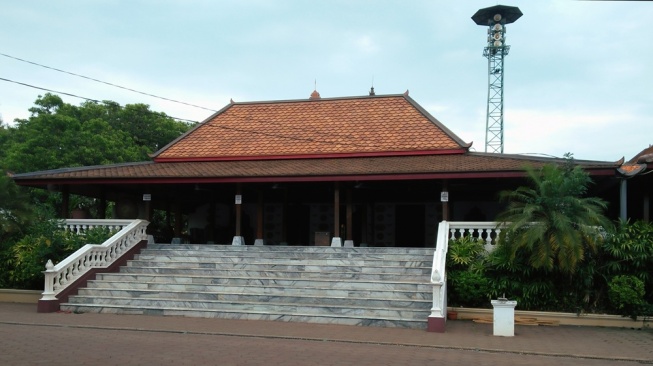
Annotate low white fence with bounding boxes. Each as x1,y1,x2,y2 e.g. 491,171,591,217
429,221,502,324
447,221,502,252
59,219,135,235
40,219,149,301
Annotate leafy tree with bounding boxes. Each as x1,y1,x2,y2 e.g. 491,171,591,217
0,171,34,240
0,94,192,173
496,155,613,274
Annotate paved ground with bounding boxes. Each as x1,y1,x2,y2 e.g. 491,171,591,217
0,303,651,365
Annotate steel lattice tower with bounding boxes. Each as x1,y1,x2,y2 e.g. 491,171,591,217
472,5,522,154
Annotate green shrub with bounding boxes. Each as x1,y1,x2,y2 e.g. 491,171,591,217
484,244,561,310
608,275,647,320
448,270,491,308
602,220,653,304
447,235,486,270
7,221,117,290
447,235,491,307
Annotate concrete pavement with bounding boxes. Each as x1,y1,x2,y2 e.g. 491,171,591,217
0,302,651,365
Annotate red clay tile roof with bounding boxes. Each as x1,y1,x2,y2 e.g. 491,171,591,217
153,94,469,161
618,164,646,176
627,145,653,164
13,153,619,185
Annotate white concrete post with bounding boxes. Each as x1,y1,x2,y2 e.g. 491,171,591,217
330,237,342,247
491,299,517,336
40,260,57,301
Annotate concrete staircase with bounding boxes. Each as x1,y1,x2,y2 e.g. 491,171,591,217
61,244,434,328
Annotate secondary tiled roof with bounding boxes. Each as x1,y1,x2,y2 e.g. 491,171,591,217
153,94,469,161
13,153,619,184
627,145,653,164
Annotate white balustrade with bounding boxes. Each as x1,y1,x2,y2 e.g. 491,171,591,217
59,219,135,235
448,221,502,252
429,221,505,330
41,219,149,301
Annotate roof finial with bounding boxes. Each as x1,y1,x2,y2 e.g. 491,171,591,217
310,79,321,100
404,89,409,96
369,86,375,96
230,98,234,104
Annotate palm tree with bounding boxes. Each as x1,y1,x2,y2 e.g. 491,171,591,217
497,156,612,274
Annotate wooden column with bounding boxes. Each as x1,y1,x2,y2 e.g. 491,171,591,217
255,190,264,245
99,191,107,219
61,186,70,219
441,180,449,221
334,182,340,238
281,190,288,244
235,183,242,237
207,200,216,243
174,202,182,238
346,188,353,240
644,192,650,223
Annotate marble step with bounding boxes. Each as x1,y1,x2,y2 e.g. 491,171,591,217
73,289,431,309
146,244,434,255
86,280,431,300
132,256,431,268
58,303,427,329
121,264,429,279
64,296,430,319
95,273,430,291
137,250,433,261
127,260,430,274
66,245,434,328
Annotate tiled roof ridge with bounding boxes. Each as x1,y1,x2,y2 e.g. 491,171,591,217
229,93,408,106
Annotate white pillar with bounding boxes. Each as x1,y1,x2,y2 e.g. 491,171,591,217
232,236,245,246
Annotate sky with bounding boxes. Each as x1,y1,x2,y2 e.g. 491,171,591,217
1,0,651,163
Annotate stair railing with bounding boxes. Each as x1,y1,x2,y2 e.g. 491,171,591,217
59,219,136,235
429,221,450,323
429,221,502,331
40,219,149,301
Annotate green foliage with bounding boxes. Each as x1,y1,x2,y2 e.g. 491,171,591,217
447,236,491,307
484,244,560,310
0,171,35,239
447,235,486,271
602,220,653,294
448,270,491,308
608,275,647,320
497,155,612,273
6,219,117,290
0,93,192,173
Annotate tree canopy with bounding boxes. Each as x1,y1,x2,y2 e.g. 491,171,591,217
0,94,193,173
